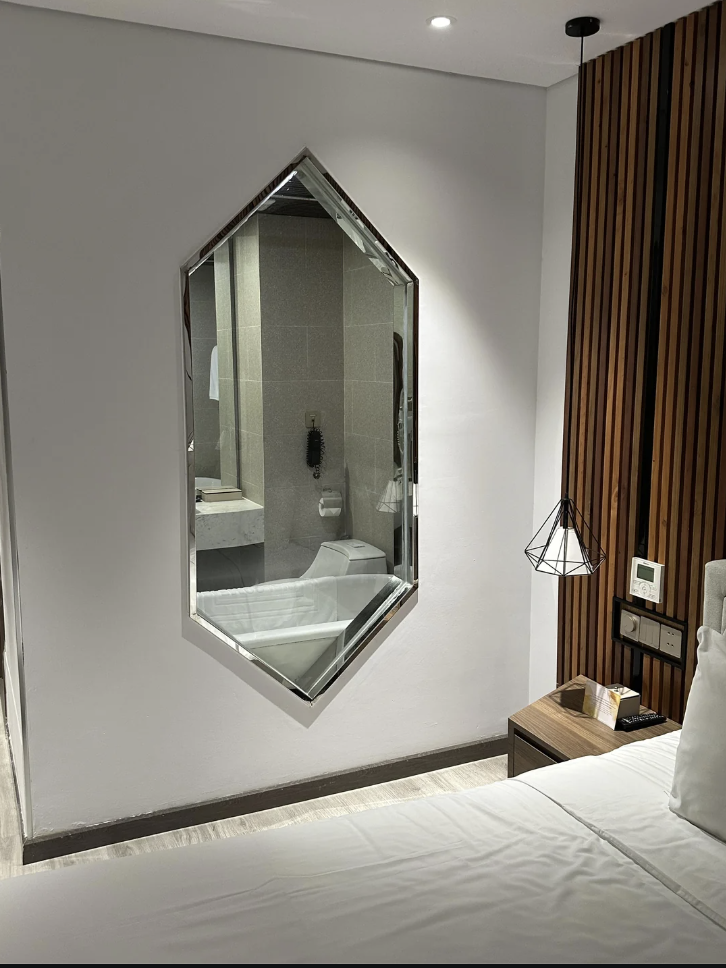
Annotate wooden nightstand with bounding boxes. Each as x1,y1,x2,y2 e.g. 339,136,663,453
508,675,681,777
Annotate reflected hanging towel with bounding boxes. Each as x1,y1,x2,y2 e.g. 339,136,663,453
209,345,219,401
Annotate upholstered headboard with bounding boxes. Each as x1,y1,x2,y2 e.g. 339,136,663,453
704,560,726,634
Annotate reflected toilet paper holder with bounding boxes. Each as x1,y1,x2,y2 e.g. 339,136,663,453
319,487,342,517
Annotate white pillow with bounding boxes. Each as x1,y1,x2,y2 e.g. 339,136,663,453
670,625,726,841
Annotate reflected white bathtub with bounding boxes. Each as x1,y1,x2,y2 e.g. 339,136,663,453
197,574,394,682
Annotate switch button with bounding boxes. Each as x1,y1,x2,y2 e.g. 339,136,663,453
639,616,661,650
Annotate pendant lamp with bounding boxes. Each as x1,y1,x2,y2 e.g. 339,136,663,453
525,16,606,578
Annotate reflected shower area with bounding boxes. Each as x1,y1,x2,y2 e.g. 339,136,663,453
184,155,417,700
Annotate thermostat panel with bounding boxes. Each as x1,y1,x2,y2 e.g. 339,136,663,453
630,557,664,604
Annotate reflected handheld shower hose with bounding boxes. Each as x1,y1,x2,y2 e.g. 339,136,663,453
306,426,325,480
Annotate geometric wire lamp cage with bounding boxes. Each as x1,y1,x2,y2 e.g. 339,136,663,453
525,496,606,577
525,15,605,579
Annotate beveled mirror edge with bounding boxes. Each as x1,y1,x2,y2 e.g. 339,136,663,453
302,578,416,700
180,148,419,704
194,578,417,705
180,149,419,282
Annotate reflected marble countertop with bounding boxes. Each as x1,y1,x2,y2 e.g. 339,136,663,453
196,498,262,516
195,498,264,551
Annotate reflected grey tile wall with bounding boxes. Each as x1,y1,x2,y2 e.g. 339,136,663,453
232,222,264,504
343,237,396,569
258,214,345,579
189,263,220,481
263,483,343,581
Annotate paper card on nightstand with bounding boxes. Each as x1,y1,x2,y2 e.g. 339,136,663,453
582,679,621,729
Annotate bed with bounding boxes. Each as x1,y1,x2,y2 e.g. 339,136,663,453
1,565,725,964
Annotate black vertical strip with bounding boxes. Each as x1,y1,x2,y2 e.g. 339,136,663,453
631,23,676,695
637,22,676,560
228,240,242,488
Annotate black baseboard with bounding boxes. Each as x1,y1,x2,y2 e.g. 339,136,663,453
23,735,506,865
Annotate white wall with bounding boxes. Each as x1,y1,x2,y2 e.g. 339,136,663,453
528,77,578,702
0,3,546,837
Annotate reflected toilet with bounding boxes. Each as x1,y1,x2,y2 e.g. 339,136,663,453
300,539,388,579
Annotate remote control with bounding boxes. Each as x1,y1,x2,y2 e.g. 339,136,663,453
615,711,666,732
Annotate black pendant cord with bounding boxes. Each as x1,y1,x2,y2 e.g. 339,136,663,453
563,34,586,504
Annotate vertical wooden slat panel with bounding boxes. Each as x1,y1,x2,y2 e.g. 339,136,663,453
700,3,726,586
663,13,700,718
561,56,597,686
613,36,654,692
563,33,662,690
715,13,726,573
599,45,631,690
677,11,709,609
619,32,649,627
559,53,584,685
662,662,673,720
627,31,659,602
668,16,700,628
589,49,619,684
703,9,726,635
577,56,605,681
650,15,692,608
685,3,726,703
561,27,659,693
581,50,604,674
558,2,726,721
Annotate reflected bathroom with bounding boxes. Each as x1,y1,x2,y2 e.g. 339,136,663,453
185,158,416,699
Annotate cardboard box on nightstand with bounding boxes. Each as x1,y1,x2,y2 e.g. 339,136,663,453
607,684,641,719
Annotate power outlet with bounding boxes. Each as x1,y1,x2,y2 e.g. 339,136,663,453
660,625,683,659
620,610,640,642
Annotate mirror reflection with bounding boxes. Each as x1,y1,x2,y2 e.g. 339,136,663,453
184,156,417,700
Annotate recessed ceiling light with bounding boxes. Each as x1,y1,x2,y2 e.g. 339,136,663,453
428,16,455,29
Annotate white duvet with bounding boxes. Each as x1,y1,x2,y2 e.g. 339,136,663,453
1,733,725,964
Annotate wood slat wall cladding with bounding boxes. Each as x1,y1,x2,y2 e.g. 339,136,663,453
558,1,726,722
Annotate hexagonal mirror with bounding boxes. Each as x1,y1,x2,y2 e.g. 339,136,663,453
182,152,418,702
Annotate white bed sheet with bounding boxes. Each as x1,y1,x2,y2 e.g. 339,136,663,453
1,732,725,964
521,732,726,929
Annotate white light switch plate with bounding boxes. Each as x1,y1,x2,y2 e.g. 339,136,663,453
660,625,683,659
639,615,661,650
620,610,640,642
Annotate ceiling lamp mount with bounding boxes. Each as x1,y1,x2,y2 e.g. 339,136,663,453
525,15,605,578
565,16,601,39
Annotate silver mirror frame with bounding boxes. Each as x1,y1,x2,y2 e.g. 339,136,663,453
180,150,418,703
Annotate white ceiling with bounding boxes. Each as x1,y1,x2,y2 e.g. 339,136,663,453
7,0,710,87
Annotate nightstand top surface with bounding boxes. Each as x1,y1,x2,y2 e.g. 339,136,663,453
509,675,681,762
